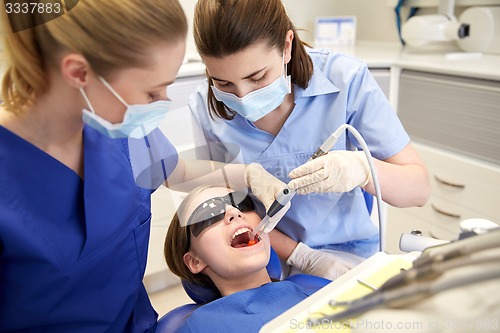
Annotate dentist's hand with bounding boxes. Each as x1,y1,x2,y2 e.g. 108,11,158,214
288,151,370,194
244,163,289,212
286,242,352,280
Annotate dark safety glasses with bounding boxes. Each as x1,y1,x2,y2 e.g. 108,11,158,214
186,191,261,237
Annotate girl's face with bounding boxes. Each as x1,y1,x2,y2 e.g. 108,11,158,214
203,42,285,98
183,187,271,281
85,40,186,124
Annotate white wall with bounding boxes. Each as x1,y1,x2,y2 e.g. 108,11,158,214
180,0,401,57
180,0,199,58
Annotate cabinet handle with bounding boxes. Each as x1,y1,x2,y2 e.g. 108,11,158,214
431,203,461,219
434,175,465,189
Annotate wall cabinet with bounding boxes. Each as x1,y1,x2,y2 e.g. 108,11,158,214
385,70,500,253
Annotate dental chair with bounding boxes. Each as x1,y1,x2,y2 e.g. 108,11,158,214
155,247,330,332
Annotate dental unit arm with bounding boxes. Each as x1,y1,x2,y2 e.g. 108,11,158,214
252,124,385,253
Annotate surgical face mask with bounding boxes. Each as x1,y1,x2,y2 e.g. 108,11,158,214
211,54,291,122
80,77,171,139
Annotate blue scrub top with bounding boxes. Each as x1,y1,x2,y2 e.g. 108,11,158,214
0,125,178,332
174,280,321,333
189,48,410,258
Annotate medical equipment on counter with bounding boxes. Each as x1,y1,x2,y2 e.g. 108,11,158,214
460,217,499,234
401,0,467,49
399,231,450,252
252,124,385,252
456,7,500,54
306,228,500,325
399,218,500,252
401,0,500,54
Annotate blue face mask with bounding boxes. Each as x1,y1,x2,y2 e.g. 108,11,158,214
211,55,291,122
80,77,171,139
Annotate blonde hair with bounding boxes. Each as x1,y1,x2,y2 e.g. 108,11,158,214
193,0,313,120
1,0,187,113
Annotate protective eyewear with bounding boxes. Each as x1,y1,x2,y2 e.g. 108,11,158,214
186,191,260,237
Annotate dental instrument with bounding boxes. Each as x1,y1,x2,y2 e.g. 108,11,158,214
251,130,341,240
307,229,500,324
252,124,385,253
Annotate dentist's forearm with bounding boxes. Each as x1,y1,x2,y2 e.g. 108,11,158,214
166,159,248,192
363,146,430,208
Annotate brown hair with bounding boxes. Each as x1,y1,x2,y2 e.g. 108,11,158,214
193,0,313,120
1,0,187,114
164,186,219,291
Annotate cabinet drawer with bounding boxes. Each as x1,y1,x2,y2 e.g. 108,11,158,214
393,197,499,241
398,70,500,165
414,143,500,219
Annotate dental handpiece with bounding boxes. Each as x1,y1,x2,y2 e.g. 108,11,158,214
252,131,343,239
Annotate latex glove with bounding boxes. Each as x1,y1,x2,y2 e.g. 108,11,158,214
244,163,288,211
288,151,370,194
286,242,353,280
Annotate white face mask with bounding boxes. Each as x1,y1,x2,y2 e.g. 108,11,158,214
80,77,171,139
211,54,291,122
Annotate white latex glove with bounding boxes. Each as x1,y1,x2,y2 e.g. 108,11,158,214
244,163,288,211
288,151,370,194
286,242,356,280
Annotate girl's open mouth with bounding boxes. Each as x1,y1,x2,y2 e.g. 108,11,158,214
230,227,260,248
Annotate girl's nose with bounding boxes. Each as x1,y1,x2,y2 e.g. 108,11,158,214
224,205,242,224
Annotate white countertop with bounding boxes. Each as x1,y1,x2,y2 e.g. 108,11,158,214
177,41,500,81
394,50,500,81
328,41,500,81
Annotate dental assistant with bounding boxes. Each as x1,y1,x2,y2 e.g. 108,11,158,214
189,0,431,279
0,1,284,332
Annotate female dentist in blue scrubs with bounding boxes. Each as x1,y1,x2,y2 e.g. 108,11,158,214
189,0,431,280
0,1,285,332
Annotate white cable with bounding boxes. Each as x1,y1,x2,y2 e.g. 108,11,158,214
332,124,384,252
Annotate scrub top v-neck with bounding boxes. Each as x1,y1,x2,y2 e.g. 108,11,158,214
0,125,178,332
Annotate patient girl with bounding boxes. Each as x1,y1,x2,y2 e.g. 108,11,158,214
164,186,328,332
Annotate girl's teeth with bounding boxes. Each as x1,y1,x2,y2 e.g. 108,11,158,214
231,227,250,240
